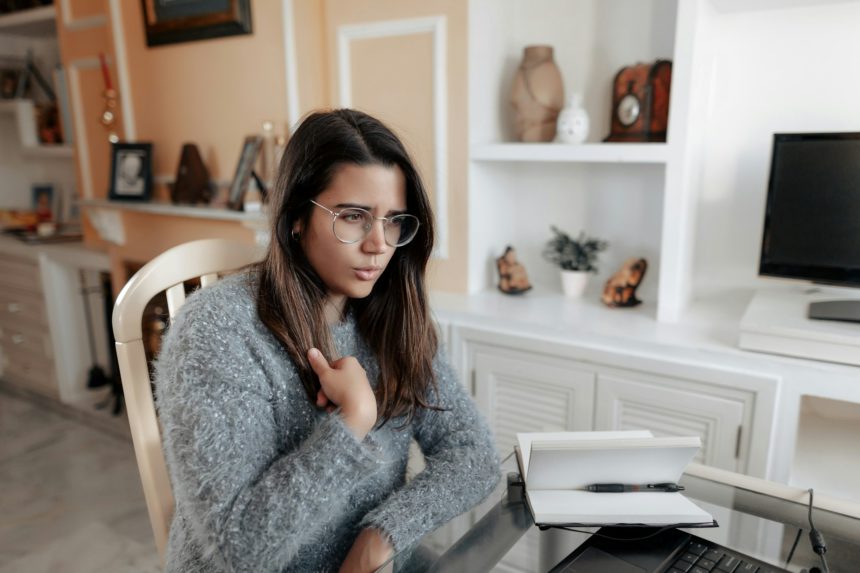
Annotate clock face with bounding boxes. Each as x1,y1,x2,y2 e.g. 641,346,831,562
617,93,640,127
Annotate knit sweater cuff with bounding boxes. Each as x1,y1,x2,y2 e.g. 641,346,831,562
303,412,387,484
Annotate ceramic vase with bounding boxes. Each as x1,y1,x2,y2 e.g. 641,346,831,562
556,93,590,144
560,270,589,298
510,45,564,142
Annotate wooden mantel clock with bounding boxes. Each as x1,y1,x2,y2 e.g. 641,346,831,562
604,60,672,142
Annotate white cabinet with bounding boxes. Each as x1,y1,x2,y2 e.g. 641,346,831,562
0,251,57,399
594,369,746,472
454,324,777,478
472,345,595,456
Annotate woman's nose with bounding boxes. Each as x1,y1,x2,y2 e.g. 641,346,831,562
362,219,387,252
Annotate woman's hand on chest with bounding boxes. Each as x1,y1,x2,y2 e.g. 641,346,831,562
308,348,377,440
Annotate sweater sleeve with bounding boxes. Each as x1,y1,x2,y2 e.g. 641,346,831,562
358,345,501,551
155,292,386,573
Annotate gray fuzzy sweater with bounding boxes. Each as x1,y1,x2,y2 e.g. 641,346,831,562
154,272,500,572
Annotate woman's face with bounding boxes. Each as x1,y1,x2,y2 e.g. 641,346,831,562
298,163,407,304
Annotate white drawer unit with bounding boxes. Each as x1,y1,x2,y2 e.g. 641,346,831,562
0,252,57,398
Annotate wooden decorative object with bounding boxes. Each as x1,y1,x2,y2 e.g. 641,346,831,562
510,45,564,142
496,246,532,295
604,60,672,143
602,258,648,308
172,143,212,205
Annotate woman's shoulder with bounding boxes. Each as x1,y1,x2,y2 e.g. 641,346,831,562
167,270,260,339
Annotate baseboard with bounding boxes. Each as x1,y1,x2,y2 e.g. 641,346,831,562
0,379,132,441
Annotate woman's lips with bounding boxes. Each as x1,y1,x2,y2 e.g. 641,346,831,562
353,267,381,281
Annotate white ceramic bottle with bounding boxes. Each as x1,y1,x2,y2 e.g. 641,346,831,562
555,93,590,144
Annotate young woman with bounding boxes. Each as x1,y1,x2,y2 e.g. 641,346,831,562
154,109,501,572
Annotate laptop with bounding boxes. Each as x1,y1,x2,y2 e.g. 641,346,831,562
548,526,790,573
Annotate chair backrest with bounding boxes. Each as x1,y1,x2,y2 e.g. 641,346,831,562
112,238,264,559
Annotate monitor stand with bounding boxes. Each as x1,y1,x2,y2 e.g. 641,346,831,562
739,288,860,366
808,300,860,323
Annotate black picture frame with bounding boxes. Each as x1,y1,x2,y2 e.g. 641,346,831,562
109,142,153,202
227,135,262,211
141,0,252,48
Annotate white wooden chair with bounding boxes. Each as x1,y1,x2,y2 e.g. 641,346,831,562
112,238,264,559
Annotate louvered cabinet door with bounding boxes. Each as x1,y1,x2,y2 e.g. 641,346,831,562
472,347,594,573
474,349,595,456
594,370,747,472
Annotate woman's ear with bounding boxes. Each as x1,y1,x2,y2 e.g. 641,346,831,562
291,224,302,241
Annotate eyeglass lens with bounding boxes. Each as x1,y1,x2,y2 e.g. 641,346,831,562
334,208,419,247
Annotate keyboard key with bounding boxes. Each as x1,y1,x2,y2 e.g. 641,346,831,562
671,561,694,573
692,567,710,573
736,563,758,573
667,569,688,573
717,555,740,572
697,558,717,571
680,552,701,564
704,549,724,562
688,541,708,555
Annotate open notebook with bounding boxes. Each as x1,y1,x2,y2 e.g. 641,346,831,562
515,431,716,528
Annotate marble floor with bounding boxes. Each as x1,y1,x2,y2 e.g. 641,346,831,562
0,389,161,573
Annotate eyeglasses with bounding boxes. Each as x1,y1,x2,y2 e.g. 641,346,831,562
310,200,420,247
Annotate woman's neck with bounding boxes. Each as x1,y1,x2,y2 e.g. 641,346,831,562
324,294,347,325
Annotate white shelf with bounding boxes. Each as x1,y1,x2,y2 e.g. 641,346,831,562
471,142,669,164
22,145,73,159
0,5,56,36
79,199,268,223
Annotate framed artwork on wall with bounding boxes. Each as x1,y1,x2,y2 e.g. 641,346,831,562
109,142,153,201
227,135,262,211
141,0,252,48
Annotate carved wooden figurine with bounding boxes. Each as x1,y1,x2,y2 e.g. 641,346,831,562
496,246,533,295
602,257,647,307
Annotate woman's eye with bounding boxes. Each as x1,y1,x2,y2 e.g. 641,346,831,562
341,213,364,223
388,217,404,228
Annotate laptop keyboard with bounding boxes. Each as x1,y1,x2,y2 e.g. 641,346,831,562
664,537,789,573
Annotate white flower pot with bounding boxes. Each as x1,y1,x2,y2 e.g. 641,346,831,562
560,270,589,298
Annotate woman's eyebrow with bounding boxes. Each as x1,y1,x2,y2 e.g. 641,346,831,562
334,203,407,215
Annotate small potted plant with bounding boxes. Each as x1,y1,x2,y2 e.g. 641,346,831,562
543,225,608,298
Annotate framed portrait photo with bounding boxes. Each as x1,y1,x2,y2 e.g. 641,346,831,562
227,135,262,211
109,143,153,201
141,0,252,48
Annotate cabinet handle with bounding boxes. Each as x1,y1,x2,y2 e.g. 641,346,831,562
12,334,25,345
735,426,743,459
470,369,476,396
7,303,21,313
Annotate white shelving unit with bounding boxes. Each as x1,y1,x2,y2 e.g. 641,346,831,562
464,0,860,506
471,142,669,164
468,0,689,322
0,98,73,158
0,4,76,211
0,5,56,36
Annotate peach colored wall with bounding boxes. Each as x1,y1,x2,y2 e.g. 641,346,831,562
293,0,330,116
107,212,257,297
351,34,437,196
68,0,105,20
117,0,289,187
323,0,469,293
56,0,121,250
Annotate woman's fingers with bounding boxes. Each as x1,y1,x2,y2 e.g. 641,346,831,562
316,389,329,407
307,347,331,376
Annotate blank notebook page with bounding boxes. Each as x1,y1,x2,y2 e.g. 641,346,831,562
527,490,714,525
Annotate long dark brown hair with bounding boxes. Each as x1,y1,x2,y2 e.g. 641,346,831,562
256,109,439,423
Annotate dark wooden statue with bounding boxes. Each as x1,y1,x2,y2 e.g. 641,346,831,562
602,257,647,307
172,143,212,204
496,245,532,295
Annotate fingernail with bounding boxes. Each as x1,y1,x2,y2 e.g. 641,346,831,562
309,348,319,359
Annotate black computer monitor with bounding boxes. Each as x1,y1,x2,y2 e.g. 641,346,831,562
759,132,860,322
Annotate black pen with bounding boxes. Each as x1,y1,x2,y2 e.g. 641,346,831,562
584,482,685,493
